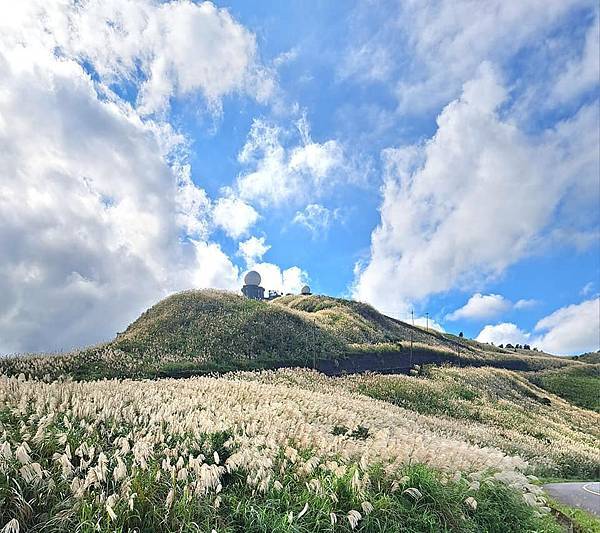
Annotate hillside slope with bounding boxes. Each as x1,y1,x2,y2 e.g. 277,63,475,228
235,366,600,479
0,370,562,532
114,290,344,362
0,290,578,380
272,294,455,348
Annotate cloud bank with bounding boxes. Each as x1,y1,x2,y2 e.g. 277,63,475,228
0,0,277,354
354,64,599,318
476,299,599,355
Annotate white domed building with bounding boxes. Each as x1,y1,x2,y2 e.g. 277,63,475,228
301,285,311,295
241,270,265,300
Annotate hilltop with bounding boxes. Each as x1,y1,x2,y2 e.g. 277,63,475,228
0,289,580,380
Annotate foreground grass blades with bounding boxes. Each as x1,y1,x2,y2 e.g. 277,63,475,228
0,372,563,532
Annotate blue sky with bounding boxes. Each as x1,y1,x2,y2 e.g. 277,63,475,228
0,0,598,355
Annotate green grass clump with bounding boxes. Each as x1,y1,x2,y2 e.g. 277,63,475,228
115,290,345,363
529,364,600,413
274,295,456,349
529,364,600,412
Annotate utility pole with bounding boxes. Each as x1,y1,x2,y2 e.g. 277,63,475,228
409,310,414,368
313,318,317,370
426,312,429,331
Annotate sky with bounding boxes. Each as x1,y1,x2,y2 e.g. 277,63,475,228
0,0,598,356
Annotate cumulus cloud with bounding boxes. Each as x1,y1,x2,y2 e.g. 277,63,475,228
235,115,345,207
343,0,596,113
246,263,308,295
0,43,196,353
0,0,271,116
413,317,445,333
293,204,340,237
534,298,599,355
212,196,259,239
0,0,282,354
476,298,599,355
190,241,240,291
476,323,531,346
446,294,511,321
353,64,599,318
238,236,271,264
446,293,539,321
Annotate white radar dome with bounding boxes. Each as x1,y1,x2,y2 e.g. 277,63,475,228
244,270,261,286
301,285,311,295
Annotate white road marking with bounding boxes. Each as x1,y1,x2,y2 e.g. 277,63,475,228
582,483,600,496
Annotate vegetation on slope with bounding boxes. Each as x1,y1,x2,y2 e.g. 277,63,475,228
0,291,463,380
574,351,600,364
528,364,600,412
0,291,345,380
545,495,600,533
273,295,456,349
237,368,600,479
0,372,560,532
114,290,345,365
0,290,580,381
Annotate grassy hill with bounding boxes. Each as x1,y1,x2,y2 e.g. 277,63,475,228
574,351,600,364
0,290,580,380
0,291,597,532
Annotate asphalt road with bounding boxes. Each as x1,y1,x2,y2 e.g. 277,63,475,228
544,482,600,517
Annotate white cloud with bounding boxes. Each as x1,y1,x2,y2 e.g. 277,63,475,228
0,0,270,116
413,317,445,333
235,115,345,207
0,42,200,353
551,15,600,104
212,196,259,239
534,298,599,355
476,323,531,346
238,236,271,265
249,263,308,294
446,293,511,321
190,241,240,291
0,0,278,354
343,0,596,113
293,204,340,237
353,64,599,318
475,298,600,354
514,299,538,310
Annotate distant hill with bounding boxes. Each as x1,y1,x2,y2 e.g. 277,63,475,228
574,351,600,364
0,289,578,380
